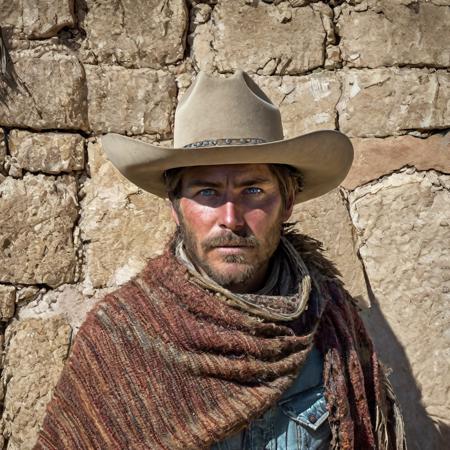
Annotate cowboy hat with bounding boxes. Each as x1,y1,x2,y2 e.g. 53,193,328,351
101,70,353,203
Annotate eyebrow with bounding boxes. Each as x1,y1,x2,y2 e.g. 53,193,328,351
185,177,273,189
184,179,222,189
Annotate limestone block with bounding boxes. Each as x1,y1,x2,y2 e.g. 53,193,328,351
78,0,187,68
338,68,450,137
18,284,104,335
8,130,84,175
0,174,78,287
0,50,88,130
349,170,450,449
16,286,41,305
4,156,23,178
0,286,15,321
0,0,75,39
190,2,213,27
338,0,450,68
79,141,175,289
255,73,340,137
1,317,71,450
192,1,327,74
344,133,450,190
23,0,75,39
85,65,177,135
291,189,369,307
0,2,22,37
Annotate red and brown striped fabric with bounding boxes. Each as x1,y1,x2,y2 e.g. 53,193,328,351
33,235,405,450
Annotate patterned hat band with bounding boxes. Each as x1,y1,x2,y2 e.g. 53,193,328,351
183,137,266,148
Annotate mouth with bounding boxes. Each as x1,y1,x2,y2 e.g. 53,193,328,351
213,245,252,254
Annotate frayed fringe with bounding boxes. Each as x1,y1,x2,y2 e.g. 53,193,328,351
283,223,343,281
376,368,407,450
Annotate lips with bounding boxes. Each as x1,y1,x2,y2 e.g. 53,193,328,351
215,245,249,248
213,246,251,254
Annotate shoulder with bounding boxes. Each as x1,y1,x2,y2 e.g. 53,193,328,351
75,251,181,340
284,227,342,282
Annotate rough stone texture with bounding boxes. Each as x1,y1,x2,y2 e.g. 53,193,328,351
255,73,340,137
0,0,75,39
79,140,175,290
85,65,177,135
192,1,328,74
0,50,88,131
344,133,450,190
0,2,21,37
0,130,6,174
338,0,450,68
338,68,450,137
0,285,15,321
8,130,84,174
17,284,106,334
16,286,41,306
0,317,71,450
78,0,188,68
292,189,369,307
349,170,450,449
0,174,78,287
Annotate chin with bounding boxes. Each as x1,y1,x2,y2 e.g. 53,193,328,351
206,261,256,287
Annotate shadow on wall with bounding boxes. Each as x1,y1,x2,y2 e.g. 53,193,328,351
361,278,450,450
0,26,20,104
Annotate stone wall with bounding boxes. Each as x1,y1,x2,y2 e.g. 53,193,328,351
0,1,449,449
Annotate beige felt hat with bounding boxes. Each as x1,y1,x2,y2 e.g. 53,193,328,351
101,70,353,204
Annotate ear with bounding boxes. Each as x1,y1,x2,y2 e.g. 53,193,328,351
281,193,295,222
170,202,180,226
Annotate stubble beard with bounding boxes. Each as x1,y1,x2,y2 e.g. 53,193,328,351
177,215,283,291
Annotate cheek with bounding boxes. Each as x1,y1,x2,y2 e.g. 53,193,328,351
244,199,284,234
179,200,217,236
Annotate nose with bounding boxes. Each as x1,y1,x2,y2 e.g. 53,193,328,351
217,200,245,231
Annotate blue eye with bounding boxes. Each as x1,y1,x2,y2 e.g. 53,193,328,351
245,187,262,194
199,188,216,197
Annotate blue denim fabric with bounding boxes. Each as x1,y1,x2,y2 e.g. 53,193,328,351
212,347,330,450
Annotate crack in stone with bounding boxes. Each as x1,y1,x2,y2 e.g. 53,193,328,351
180,1,192,61
72,175,84,284
432,74,442,124
208,4,220,71
1,125,91,138
334,72,344,131
4,166,84,178
347,167,450,198
279,84,296,106
313,5,331,67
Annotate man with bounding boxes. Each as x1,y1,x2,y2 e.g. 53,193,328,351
34,70,405,449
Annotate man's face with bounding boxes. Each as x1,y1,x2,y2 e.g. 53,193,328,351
170,164,294,293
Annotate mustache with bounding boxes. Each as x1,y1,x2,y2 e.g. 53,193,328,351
202,233,259,251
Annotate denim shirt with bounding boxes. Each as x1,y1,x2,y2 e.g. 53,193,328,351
212,347,331,450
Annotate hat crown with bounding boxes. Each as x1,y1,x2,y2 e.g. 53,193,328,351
174,70,284,148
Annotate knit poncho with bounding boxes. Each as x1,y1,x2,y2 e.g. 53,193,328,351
33,234,405,450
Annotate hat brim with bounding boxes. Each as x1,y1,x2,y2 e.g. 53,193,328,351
100,130,353,204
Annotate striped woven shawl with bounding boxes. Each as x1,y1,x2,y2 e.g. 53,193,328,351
34,233,405,450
